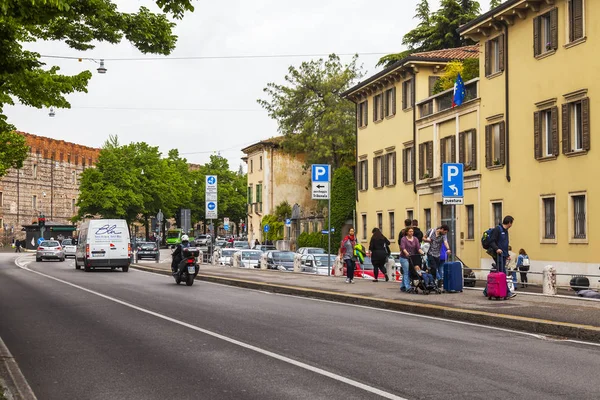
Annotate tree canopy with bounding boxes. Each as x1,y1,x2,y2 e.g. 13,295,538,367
377,0,481,68
0,131,28,177
258,54,362,169
432,58,480,94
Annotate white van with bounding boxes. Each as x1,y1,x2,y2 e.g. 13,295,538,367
75,219,131,272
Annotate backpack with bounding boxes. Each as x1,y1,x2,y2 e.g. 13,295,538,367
481,227,496,250
522,256,530,267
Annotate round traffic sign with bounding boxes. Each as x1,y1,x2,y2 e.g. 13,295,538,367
207,176,216,185
264,224,270,233
207,202,216,210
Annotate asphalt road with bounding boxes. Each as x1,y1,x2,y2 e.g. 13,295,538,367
1,252,599,400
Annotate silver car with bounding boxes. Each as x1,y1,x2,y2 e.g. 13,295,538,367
36,240,65,262
61,239,77,258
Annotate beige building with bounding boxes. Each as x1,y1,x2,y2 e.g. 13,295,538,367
242,138,321,245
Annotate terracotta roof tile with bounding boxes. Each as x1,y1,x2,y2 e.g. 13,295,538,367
411,45,480,60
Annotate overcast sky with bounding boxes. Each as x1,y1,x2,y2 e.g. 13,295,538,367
6,0,490,171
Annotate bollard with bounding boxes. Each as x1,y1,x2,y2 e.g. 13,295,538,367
385,257,395,282
293,253,302,273
542,265,557,295
260,253,268,270
212,250,219,266
333,255,343,277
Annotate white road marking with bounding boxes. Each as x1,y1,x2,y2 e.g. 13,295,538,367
15,258,407,400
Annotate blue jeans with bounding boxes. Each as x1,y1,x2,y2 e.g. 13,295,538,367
400,258,410,290
427,255,443,281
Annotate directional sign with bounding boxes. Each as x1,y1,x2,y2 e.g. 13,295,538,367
285,218,291,227
442,163,464,205
206,191,217,201
156,209,164,222
206,175,218,219
224,217,229,231
206,175,217,186
206,201,218,219
264,224,270,233
311,182,330,200
311,164,330,183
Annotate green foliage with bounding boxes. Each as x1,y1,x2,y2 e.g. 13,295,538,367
274,201,292,221
258,54,362,169
328,167,356,249
378,0,481,68
490,0,503,8
297,232,326,251
0,0,195,136
0,131,28,177
261,214,284,242
432,58,480,94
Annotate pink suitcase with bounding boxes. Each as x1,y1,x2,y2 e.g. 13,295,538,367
487,271,508,300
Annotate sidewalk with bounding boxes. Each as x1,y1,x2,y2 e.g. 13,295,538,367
133,258,600,343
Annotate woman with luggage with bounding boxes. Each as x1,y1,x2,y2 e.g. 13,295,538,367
399,228,424,291
368,228,390,282
516,248,530,288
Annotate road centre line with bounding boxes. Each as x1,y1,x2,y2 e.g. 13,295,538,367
14,258,407,400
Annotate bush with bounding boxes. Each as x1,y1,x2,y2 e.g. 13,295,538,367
261,214,284,242
328,166,355,249
297,232,327,251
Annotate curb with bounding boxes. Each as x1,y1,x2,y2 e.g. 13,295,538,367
132,264,600,343
0,336,37,400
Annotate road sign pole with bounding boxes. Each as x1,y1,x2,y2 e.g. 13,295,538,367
451,205,456,262
328,184,331,276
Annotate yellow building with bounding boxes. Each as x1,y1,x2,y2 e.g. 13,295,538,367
242,138,321,246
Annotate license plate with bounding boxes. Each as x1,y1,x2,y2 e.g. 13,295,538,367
187,266,195,274
92,253,105,257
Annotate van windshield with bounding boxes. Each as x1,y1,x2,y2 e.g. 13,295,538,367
167,231,181,239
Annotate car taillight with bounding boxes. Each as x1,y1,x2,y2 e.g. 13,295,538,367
86,244,90,258
37,247,43,251
57,246,62,250
128,243,132,257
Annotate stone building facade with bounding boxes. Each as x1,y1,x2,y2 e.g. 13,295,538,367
0,132,100,245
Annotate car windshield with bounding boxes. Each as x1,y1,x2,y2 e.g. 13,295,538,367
234,241,249,248
140,243,156,250
167,231,180,239
313,255,335,265
308,248,326,254
62,239,72,246
221,250,236,256
272,252,294,262
242,252,261,260
41,241,60,247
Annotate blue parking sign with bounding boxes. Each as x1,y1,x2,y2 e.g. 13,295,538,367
442,163,464,198
311,164,330,182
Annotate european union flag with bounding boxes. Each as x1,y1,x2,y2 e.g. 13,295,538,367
452,73,465,108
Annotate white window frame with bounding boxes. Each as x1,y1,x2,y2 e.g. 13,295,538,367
464,130,475,170
402,80,413,110
571,101,584,151
384,88,394,117
406,147,413,183
541,13,552,53
568,191,588,243
358,159,368,191
542,109,552,156
540,195,557,244
358,101,368,127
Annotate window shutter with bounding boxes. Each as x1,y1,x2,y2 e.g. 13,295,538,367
534,111,542,159
356,103,360,127
380,95,384,121
459,132,465,164
392,87,397,115
365,160,369,190
428,76,439,96
450,136,456,162
365,100,368,126
392,152,397,185
419,143,425,179
485,125,492,167
471,130,477,170
499,122,506,165
402,82,407,110
562,103,571,154
572,0,584,41
358,163,363,190
373,158,378,188
485,40,491,76
384,154,390,185
498,34,505,72
427,142,433,177
582,97,590,151
551,106,559,156
373,97,377,122
550,8,558,50
402,149,408,183
439,138,446,174
533,16,541,56
411,148,415,182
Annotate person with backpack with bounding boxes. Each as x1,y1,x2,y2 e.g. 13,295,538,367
339,228,357,284
411,219,424,242
482,215,516,299
516,248,530,288
424,225,451,285
369,228,390,282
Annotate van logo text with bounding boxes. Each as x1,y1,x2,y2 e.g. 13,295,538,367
95,224,122,235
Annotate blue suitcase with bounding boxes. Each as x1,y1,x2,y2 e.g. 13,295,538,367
443,261,463,293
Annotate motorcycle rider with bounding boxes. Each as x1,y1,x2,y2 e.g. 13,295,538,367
171,234,191,275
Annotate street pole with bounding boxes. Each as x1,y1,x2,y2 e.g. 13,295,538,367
451,205,456,262
327,192,331,276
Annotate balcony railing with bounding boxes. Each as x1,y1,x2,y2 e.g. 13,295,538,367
417,78,479,119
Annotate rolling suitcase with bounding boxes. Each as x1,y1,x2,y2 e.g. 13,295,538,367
443,261,463,293
487,271,508,300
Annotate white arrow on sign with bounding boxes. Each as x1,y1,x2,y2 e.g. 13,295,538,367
449,184,459,196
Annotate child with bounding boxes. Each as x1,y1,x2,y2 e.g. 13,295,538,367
414,265,435,288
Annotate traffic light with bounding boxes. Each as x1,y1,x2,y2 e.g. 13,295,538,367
38,215,46,227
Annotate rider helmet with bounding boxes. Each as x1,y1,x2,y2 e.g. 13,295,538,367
181,234,189,242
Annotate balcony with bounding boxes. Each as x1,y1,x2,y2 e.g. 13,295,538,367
417,78,479,119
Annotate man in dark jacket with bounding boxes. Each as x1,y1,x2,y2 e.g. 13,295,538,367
487,215,516,299
397,219,412,243
411,219,424,242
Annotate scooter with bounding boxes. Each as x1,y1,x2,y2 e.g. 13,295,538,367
172,247,200,286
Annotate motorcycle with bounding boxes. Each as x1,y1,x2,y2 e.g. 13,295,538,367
172,247,200,286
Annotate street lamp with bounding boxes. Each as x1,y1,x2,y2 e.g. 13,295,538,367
49,107,56,117
96,59,107,74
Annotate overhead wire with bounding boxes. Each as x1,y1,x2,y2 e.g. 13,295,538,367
39,52,391,61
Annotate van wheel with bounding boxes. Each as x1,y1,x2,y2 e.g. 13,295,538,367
122,265,129,272
75,259,81,270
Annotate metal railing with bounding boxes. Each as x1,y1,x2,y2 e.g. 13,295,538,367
417,78,479,119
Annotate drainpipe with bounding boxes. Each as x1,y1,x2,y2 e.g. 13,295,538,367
501,20,511,182
412,70,418,194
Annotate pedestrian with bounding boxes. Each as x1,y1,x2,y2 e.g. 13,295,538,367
15,239,21,253
484,215,516,299
399,227,424,291
397,219,412,243
516,248,530,288
411,219,424,242
339,228,357,284
253,239,260,249
423,225,451,284
368,228,390,282
507,246,518,291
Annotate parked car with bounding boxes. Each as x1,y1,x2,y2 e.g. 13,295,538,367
219,249,237,265
257,245,276,253
301,254,336,275
265,251,295,271
238,249,262,268
195,235,211,246
136,242,159,261
296,247,326,255
61,239,77,258
215,239,227,248
333,256,385,280
36,240,65,262
233,241,250,249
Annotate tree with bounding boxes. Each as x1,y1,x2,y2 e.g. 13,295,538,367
258,55,362,169
490,0,503,8
274,201,292,222
432,58,480,94
261,214,284,242
328,167,356,250
378,0,481,67
0,131,28,177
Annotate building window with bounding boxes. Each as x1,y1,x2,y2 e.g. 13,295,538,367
373,93,384,122
562,98,590,153
407,210,414,221
384,88,396,117
384,152,396,186
362,214,367,240
424,209,431,231
72,171,76,184
402,147,414,183
358,101,368,128
250,159,254,173
32,195,37,210
419,141,433,179
247,186,253,204
259,156,263,170
33,164,38,179
256,184,262,204
428,76,440,96
485,122,505,167
402,79,413,110
492,202,503,226
459,129,477,171
534,8,558,56
389,212,395,240
568,0,584,43
377,212,383,231
439,136,456,173
542,197,556,240
572,194,586,239
534,107,558,159
0,192,3,207
358,160,369,191
485,35,504,76
373,155,384,189
466,205,474,240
